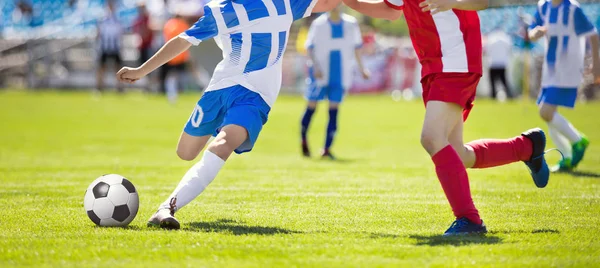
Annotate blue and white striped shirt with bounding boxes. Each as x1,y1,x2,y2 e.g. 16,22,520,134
531,0,597,88
179,0,318,106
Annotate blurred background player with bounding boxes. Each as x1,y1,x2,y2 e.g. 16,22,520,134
300,5,369,159
96,0,124,93
117,0,342,229
529,0,599,172
160,10,191,103
132,2,154,92
485,27,514,100
344,0,551,235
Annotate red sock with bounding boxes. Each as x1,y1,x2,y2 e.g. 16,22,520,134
432,145,481,224
466,136,533,169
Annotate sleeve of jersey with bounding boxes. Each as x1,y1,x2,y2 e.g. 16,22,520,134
304,24,316,50
384,0,404,10
291,0,319,21
573,7,596,37
179,6,219,46
353,23,363,48
528,9,544,29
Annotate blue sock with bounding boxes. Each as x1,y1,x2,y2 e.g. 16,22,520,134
325,108,338,149
301,107,316,142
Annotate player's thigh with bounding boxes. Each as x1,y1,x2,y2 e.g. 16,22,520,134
421,101,463,154
538,102,557,122
176,132,211,161
207,124,249,160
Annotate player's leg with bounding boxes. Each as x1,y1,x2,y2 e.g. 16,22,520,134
538,88,589,169
321,85,344,159
489,68,498,100
301,82,325,157
498,68,513,99
421,100,485,235
165,66,178,104
96,53,107,92
300,101,318,157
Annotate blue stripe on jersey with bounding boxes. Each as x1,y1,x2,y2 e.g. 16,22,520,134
273,0,287,15
275,31,286,62
291,0,313,20
328,50,342,87
547,36,558,68
562,35,569,55
243,0,269,21
549,6,558,24
244,33,272,73
562,1,570,25
230,33,243,64
220,1,240,28
185,7,219,42
330,22,343,39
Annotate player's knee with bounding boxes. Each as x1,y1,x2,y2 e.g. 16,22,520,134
207,139,235,160
539,108,554,122
420,132,444,154
176,148,198,161
307,101,318,109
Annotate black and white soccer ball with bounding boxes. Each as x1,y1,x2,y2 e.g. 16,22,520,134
84,174,139,227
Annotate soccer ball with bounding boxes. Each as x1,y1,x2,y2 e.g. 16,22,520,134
84,174,139,227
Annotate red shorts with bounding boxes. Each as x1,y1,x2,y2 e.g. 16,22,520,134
421,72,481,121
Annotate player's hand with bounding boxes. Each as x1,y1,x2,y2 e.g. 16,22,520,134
116,67,144,84
314,68,324,79
361,69,371,80
530,26,547,40
419,0,457,15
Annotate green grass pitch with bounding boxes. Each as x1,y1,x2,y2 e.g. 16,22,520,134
1,90,599,267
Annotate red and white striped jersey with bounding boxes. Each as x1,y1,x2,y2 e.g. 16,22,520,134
384,0,482,78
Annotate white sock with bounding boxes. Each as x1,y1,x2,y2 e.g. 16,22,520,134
166,74,178,103
549,112,581,144
548,125,572,160
159,150,225,212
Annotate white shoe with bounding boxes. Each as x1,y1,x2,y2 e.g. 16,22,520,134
147,199,180,230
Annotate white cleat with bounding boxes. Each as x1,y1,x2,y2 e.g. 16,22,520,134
147,208,180,230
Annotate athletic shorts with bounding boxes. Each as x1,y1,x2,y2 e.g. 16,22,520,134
100,52,122,66
184,85,271,154
306,83,345,103
421,72,481,121
537,87,577,108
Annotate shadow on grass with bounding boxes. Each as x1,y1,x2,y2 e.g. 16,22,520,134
409,234,502,246
185,219,302,235
568,170,600,178
490,229,560,235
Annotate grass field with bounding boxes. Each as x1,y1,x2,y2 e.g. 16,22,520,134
1,90,599,267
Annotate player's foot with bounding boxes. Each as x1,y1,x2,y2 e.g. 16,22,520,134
571,136,589,168
551,158,572,173
443,217,487,236
321,148,336,160
302,140,310,157
147,209,180,230
521,128,550,188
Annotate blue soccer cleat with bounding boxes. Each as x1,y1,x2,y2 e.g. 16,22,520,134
443,217,487,236
521,128,550,188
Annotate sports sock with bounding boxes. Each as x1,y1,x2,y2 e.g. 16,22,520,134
549,112,581,144
325,108,338,149
466,135,533,169
432,145,481,224
159,150,225,212
301,107,316,142
548,125,572,159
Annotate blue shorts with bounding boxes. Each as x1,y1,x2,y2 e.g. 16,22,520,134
306,83,345,103
537,87,578,108
184,85,271,154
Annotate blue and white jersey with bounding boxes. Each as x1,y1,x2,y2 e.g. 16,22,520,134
531,0,597,88
305,13,362,89
179,0,318,106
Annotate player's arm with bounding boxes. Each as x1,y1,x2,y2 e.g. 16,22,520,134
117,37,191,83
588,33,600,83
307,48,323,79
527,5,546,42
354,48,370,79
343,0,403,21
420,0,488,15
